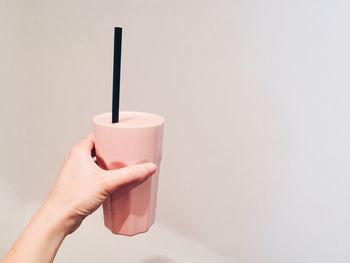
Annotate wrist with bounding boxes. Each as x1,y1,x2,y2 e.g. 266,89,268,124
31,200,70,240
39,197,85,236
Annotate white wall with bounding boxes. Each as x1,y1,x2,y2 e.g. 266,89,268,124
0,0,26,196
1,0,350,262
0,0,26,254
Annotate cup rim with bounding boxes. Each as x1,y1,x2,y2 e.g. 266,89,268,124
93,111,165,128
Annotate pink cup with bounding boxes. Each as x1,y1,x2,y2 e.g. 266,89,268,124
92,111,165,236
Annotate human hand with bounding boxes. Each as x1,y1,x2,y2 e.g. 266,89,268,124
45,133,157,235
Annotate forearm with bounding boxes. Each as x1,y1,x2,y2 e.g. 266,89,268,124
1,200,69,263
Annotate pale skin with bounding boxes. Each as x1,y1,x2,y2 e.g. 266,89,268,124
1,134,157,263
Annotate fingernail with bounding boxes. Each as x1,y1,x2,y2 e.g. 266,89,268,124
146,163,157,175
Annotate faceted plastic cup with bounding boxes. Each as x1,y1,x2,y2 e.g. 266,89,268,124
92,111,165,236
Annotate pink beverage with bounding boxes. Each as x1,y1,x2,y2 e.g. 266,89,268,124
92,111,164,236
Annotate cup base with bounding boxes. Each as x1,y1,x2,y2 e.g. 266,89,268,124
104,220,155,236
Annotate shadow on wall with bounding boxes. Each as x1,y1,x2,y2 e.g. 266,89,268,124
140,254,176,263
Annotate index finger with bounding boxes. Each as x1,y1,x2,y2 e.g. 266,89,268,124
77,133,95,155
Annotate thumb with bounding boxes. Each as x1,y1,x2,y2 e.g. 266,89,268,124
101,163,157,194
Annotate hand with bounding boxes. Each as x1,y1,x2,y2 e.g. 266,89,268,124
46,133,158,234
1,134,157,263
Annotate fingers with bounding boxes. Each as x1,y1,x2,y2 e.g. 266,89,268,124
72,133,95,156
77,133,94,152
70,133,97,166
101,163,157,194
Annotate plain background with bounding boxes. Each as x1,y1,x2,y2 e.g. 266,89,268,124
1,0,350,262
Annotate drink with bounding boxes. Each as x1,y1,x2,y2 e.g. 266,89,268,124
92,111,165,235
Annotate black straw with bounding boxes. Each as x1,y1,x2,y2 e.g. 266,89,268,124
112,27,122,123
